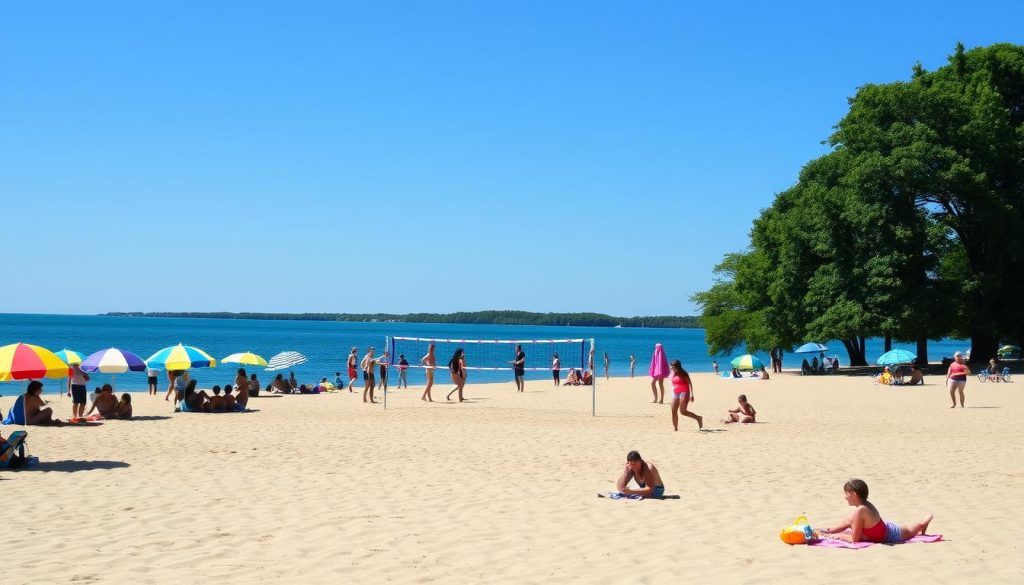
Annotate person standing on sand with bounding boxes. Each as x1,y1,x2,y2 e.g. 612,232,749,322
147,367,159,395
629,354,636,378
68,363,90,420
361,347,378,403
603,352,610,380
588,347,595,374
235,368,250,409
397,354,409,389
649,343,669,404
552,352,561,386
946,351,970,408
377,351,390,392
347,347,359,393
669,359,702,431
512,344,526,392
446,348,467,402
421,343,436,402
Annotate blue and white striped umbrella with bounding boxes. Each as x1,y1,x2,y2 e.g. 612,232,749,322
266,351,308,372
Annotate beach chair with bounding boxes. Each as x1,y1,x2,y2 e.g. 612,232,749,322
1,430,27,469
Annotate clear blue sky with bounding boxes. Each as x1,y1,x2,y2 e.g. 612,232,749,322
2,1,1021,316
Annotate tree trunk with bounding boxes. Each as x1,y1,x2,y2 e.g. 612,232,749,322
884,334,892,352
916,335,929,367
842,337,868,366
969,333,998,365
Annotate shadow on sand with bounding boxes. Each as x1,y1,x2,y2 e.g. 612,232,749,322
35,460,130,473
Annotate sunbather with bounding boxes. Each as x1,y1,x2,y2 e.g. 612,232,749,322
24,381,63,426
817,479,932,543
116,393,133,419
86,384,119,418
615,451,665,499
722,394,756,423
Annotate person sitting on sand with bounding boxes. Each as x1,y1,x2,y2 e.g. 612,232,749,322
208,386,225,412
116,393,133,419
223,385,236,411
271,374,290,393
289,371,298,390
178,380,210,412
731,366,742,379
249,373,260,397
759,365,770,380
565,369,580,385
23,380,64,426
86,384,119,419
907,366,924,386
817,479,932,543
722,394,756,423
801,359,812,375
615,451,665,499
876,367,894,385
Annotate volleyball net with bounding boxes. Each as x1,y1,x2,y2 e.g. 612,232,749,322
388,336,590,372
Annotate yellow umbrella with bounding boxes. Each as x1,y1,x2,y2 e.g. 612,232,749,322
221,351,268,367
0,342,71,381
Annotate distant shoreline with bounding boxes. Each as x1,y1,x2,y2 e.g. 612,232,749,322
100,311,701,329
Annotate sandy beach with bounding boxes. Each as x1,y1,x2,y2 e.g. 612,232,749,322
2,371,1021,584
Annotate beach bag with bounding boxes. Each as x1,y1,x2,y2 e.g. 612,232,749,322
779,515,814,545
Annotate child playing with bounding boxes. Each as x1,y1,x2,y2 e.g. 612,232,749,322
397,354,409,388
722,394,756,423
817,479,932,543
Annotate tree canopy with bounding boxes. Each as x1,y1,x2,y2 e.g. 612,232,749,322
693,43,1024,365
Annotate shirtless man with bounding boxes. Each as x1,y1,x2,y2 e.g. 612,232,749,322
420,343,436,402
722,394,756,423
207,386,225,412
347,347,359,393
86,384,119,419
361,347,378,403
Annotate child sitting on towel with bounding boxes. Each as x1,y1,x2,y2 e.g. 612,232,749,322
208,386,225,412
817,479,932,543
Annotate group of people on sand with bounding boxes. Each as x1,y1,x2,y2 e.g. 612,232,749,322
610,453,932,543
9,380,132,426
172,368,250,413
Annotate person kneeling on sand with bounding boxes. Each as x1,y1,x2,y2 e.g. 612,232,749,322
722,394,756,423
615,451,665,499
816,478,932,543
87,384,119,419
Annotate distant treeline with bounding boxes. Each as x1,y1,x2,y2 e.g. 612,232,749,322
102,310,700,329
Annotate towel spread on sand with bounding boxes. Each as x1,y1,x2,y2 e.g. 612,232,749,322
599,492,643,500
808,534,943,549
649,344,669,379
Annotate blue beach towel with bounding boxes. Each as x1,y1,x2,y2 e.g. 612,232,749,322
2,396,26,425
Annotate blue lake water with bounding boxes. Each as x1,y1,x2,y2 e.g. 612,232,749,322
0,313,969,391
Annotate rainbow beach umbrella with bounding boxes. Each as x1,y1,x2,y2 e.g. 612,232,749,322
82,348,147,391
222,351,268,367
145,343,217,371
0,342,72,381
730,354,764,371
55,349,87,366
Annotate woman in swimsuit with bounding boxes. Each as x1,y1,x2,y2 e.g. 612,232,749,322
421,343,436,402
669,359,703,431
818,479,932,543
946,351,970,408
615,451,665,499
23,381,64,426
446,348,467,402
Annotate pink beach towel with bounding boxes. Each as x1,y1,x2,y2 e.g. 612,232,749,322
808,534,943,549
649,344,670,379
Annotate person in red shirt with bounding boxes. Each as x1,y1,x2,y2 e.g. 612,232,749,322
946,351,971,408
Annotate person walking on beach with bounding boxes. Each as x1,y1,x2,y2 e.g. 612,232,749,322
347,347,359,393
361,347,378,403
397,355,409,389
649,343,669,404
446,348,467,402
552,352,561,386
421,343,436,402
629,354,636,378
603,352,610,380
512,344,526,392
68,363,90,420
669,359,702,431
946,351,970,408
377,351,390,392
146,367,159,396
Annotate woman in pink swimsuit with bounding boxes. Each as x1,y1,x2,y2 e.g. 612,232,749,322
669,359,702,431
946,351,971,408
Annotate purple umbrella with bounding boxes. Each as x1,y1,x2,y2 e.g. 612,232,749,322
81,347,147,391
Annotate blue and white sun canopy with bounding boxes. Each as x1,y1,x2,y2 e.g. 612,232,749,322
265,351,308,372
